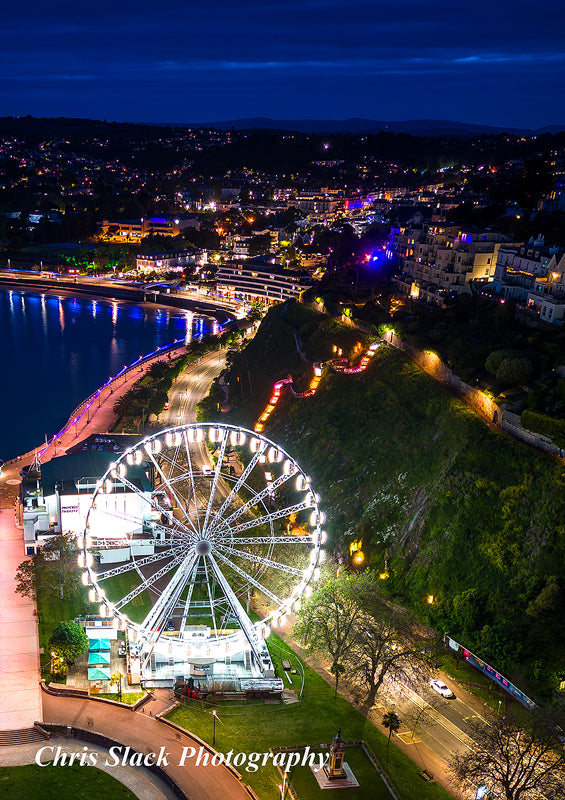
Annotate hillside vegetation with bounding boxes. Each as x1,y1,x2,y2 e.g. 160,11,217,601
216,302,565,698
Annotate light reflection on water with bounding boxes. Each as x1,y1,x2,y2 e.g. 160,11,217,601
0,288,212,460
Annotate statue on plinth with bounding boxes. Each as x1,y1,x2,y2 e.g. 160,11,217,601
324,728,346,780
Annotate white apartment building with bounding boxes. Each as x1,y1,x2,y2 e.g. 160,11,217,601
390,222,509,304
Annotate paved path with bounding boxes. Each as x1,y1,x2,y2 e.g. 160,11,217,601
41,689,253,800
0,736,177,800
0,506,41,730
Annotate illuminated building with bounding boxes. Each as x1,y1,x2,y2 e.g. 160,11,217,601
216,261,313,304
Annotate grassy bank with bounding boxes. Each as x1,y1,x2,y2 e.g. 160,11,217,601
215,302,565,698
0,763,137,800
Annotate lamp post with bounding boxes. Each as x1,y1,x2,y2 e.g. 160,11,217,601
212,709,217,746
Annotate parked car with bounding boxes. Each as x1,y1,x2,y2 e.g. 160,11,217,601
430,679,455,698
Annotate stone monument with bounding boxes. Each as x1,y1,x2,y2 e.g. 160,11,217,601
324,728,346,780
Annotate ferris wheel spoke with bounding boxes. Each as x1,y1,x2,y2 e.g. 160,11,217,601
90,503,189,544
201,429,229,534
214,543,305,577
212,469,303,532
114,548,189,610
207,445,269,532
178,566,198,635
202,557,219,632
144,449,198,534
96,549,178,581
213,549,284,607
227,534,317,545
182,429,203,537
117,470,197,538
213,499,313,539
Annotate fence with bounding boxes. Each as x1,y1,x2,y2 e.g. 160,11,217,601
382,330,562,459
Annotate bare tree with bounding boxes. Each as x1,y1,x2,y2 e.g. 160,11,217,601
346,600,427,708
294,573,372,697
450,708,565,800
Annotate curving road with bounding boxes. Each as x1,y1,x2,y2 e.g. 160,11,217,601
158,350,226,429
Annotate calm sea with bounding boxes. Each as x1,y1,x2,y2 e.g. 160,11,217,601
0,287,211,460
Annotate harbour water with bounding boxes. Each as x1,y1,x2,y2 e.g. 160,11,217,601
0,287,212,460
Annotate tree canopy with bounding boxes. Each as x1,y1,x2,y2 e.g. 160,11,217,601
49,621,89,664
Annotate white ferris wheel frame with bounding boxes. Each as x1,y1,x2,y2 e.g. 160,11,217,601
77,422,326,665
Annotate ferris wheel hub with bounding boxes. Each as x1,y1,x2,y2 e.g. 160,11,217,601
195,539,212,556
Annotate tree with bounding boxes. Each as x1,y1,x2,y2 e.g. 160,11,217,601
49,621,89,664
40,533,83,601
110,669,124,701
450,708,565,800
382,711,401,764
113,390,139,421
248,233,272,257
496,357,533,386
16,533,81,603
294,573,371,697
146,360,170,381
346,599,427,708
15,559,36,600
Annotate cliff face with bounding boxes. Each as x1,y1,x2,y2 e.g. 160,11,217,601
219,303,565,694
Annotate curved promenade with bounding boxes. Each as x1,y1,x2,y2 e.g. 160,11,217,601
40,687,254,800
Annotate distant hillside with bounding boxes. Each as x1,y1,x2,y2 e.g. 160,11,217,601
3,114,565,140
179,117,547,137
214,302,565,698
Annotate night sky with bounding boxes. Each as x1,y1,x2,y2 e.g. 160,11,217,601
3,0,565,129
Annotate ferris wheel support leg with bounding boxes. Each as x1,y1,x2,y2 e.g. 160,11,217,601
140,552,200,643
208,554,265,673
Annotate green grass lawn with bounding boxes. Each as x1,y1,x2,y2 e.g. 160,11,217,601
95,691,146,704
100,572,152,624
0,763,137,800
289,746,394,800
167,631,454,800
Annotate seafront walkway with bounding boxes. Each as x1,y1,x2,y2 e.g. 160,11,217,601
39,688,254,800
0,342,188,732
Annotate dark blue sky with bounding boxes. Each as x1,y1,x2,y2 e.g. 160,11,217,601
3,0,565,128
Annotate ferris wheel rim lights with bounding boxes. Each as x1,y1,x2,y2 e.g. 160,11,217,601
80,422,327,644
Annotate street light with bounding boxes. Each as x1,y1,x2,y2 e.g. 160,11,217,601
212,709,218,746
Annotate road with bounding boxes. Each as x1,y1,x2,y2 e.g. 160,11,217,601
391,679,482,761
158,350,226,430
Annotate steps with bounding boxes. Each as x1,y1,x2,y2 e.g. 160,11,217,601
0,727,49,747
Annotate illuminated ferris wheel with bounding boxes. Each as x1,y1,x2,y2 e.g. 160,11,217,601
77,423,326,677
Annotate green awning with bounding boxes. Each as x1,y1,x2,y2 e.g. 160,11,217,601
88,667,111,681
89,638,111,651
88,651,110,665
